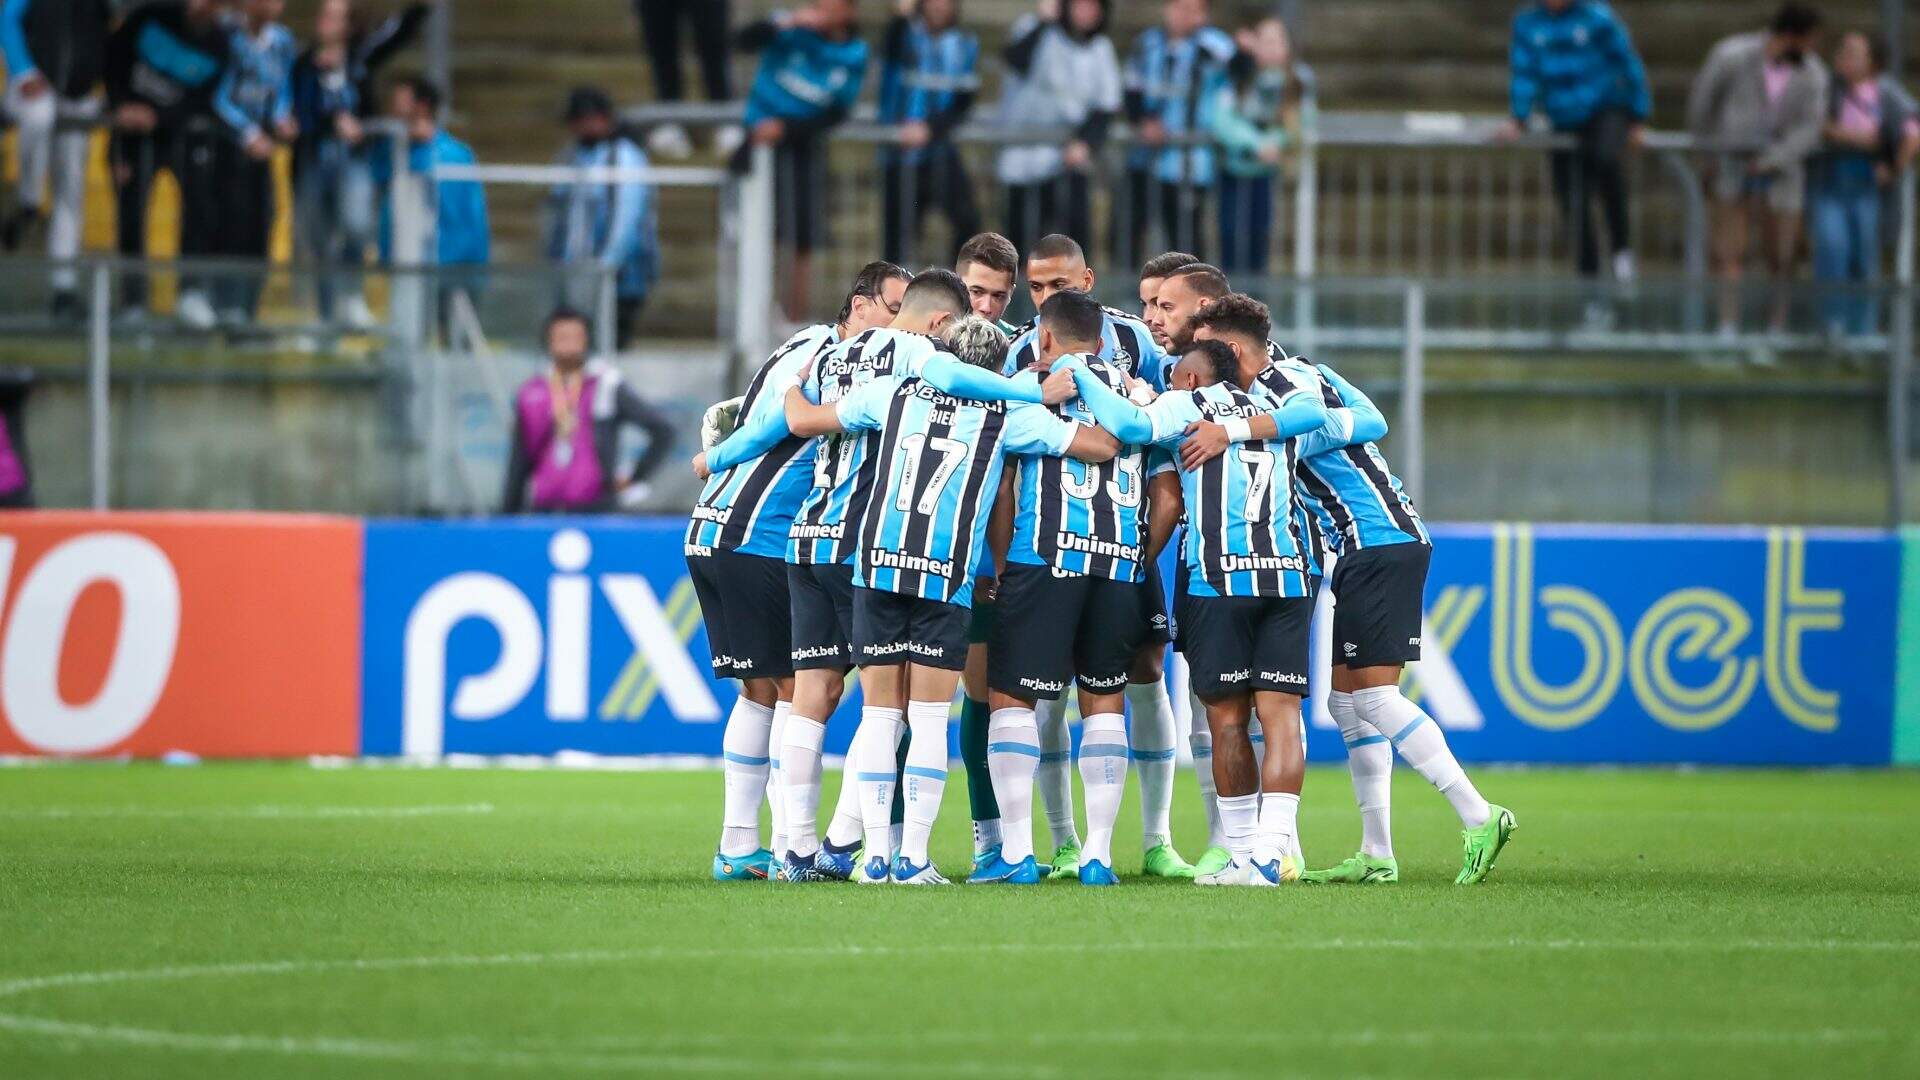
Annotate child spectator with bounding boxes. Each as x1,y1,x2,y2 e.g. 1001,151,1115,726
995,0,1118,256
877,0,981,265
208,0,300,326
547,86,659,350
1205,13,1304,277
1122,0,1235,262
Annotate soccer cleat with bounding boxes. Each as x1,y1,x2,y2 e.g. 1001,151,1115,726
1194,859,1252,886
780,851,827,883
856,856,892,885
1078,859,1119,886
1300,852,1399,885
1192,845,1233,879
1141,843,1195,879
813,843,858,882
1249,855,1298,886
890,856,951,885
972,843,1004,876
1046,841,1082,880
1456,804,1517,884
712,849,776,881
966,853,1041,885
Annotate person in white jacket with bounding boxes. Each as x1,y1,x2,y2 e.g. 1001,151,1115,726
993,0,1120,255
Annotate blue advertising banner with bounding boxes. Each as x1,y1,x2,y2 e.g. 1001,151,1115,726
363,519,1901,765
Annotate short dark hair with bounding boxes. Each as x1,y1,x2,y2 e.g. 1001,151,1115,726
1190,292,1272,344
1140,251,1200,282
1167,263,1230,300
399,76,443,112
1039,289,1105,351
838,260,912,324
544,305,590,338
1028,233,1085,265
1771,3,1820,36
900,267,971,317
1184,339,1239,387
956,232,1019,277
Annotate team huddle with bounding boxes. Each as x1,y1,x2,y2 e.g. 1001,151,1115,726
686,231,1516,887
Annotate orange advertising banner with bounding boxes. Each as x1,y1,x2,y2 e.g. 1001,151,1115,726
0,512,362,758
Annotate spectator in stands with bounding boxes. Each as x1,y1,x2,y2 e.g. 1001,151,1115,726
995,0,1117,257
1,0,111,324
1499,0,1651,284
292,0,431,331
104,0,234,324
205,0,300,328
632,0,733,160
547,86,658,350
1810,30,1919,339
1205,12,1304,278
877,0,981,266
733,0,866,323
502,307,675,514
1121,0,1235,262
1688,3,1829,335
372,77,489,314
0,367,32,509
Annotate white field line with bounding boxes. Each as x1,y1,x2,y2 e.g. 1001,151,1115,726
0,804,496,820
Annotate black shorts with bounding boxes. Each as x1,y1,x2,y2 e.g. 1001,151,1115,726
851,586,971,671
1176,592,1314,698
687,548,794,680
967,592,997,645
1138,560,1174,646
988,563,1148,700
788,561,855,671
1329,541,1431,669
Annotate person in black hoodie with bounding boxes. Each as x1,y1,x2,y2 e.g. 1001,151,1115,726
103,0,234,319
1,0,113,323
291,0,430,328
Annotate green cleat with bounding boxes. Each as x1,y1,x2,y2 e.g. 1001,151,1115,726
1300,852,1399,884
1191,845,1232,879
1141,843,1195,879
1047,841,1081,880
1456,804,1517,884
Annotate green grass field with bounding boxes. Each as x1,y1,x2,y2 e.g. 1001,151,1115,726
2,763,1917,1079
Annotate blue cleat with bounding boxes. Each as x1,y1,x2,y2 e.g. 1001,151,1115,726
1078,859,1119,886
813,842,858,882
890,856,951,885
712,848,775,881
967,853,1041,884
781,851,827,882
856,855,892,885
971,843,1004,876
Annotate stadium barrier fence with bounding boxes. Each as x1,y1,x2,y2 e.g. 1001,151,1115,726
0,512,1913,766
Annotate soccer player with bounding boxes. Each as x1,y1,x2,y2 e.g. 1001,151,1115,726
969,291,1187,885
956,231,1022,334
689,261,911,881
1063,338,1329,885
1179,311,1518,886
1137,250,1200,330
767,270,1075,881
784,315,1115,884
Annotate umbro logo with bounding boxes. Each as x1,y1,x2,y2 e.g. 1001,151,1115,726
1342,642,1358,657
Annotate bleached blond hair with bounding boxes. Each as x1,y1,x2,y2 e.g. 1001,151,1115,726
940,315,1010,371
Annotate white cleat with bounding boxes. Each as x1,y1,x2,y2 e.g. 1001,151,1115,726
890,856,950,885
1195,859,1253,886
855,856,892,885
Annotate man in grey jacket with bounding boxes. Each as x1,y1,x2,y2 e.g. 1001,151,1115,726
1687,3,1828,334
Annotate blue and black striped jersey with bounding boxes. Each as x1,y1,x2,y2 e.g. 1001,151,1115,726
836,374,1077,607
1007,356,1158,582
686,324,838,559
1004,306,1171,391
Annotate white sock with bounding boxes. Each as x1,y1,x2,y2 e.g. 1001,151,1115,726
1035,698,1079,850
1126,681,1177,850
852,706,905,861
1077,711,1128,868
767,700,790,857
780,715,827,857
1188,690,1225,849
972,818,1002,854
1354,686,1490,829
1330,691,1394,858
824,754,864,850
987,707,1041,863
1218,792,1259,864
1256,792,1299,866
719,698,774,856
899,700,951,866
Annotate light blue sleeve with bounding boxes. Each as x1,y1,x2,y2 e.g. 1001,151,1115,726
270,31,296,125
835,374,899,433
1142,391,1204,445
600,141,653,268
1319,364,1388,444
920,354,1045,404
212,44,256,138
1003,403,1077,457
1266,387,1330,440
1066,360,1165,446
1,0,35,79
